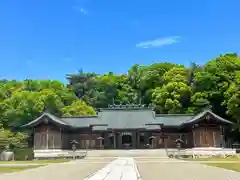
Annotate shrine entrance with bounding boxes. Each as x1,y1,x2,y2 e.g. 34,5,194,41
122,132,132,148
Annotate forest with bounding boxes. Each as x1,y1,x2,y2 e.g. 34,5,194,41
1,53,240,149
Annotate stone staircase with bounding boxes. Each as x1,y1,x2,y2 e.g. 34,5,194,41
85,149,168,158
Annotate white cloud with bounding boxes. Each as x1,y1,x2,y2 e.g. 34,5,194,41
72,6,89,14
136,36,180,48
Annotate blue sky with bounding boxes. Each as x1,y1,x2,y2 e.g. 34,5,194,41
0,0,240,82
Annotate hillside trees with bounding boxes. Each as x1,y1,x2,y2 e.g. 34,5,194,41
1,53,240,141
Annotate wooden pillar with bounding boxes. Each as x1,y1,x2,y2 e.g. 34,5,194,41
136,131,140,149
46,127,49,149
33,128,35,149
193,131,196,147
60,127,62,149
144,132,149,145
132,131,136,149
213,131,216,147
118,133,122,149
89,131,92,149
104,132,108,149
113,131,116,149
220,125,224,148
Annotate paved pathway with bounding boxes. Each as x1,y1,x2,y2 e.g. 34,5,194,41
85,158,140,180
0,157,240,180
0,158,109,180
137,157,240,180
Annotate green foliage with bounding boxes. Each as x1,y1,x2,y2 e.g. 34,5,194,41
0,128,28,151
152,82,191,113
61,100,96,116
1,53,240,141
14,148,34,160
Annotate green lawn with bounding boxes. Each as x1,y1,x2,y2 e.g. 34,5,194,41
0,165,43,173
192,156,240,161
206,163,240,172
189,156,240,172
0,159,70,164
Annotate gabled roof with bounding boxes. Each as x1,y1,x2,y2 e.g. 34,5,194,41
22,108,234,129
22,113,69,127
183,109,234,125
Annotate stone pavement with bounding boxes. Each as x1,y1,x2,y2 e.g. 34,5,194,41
0,158,110,180
85,158,140,180
0,156,240,180
136,157,240,180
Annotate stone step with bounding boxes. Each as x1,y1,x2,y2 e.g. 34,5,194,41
85,149,168,157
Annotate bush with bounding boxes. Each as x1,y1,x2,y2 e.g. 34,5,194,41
168,154,174,158
180,155,193,159
14,148,34,161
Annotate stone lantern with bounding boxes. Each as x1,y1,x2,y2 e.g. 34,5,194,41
149,136,156,149
70,140,79,159
97,137,104,149
175,138,184,158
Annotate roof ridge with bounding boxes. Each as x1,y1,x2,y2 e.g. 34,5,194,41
60,116,98,118
156,114,194,116
99,108,153,111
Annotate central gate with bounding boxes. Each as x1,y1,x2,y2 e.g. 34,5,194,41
121,132,132,149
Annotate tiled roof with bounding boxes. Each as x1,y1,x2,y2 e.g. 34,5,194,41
94,108,158,130
23,108,233,129
61,116,98,128
155,114,194,126
183,109,234,125
22,113,69,127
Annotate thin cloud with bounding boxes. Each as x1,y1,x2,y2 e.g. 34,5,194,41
136,36,180,48
72,6,89,14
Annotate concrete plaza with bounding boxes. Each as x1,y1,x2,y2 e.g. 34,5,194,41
0,150,240,180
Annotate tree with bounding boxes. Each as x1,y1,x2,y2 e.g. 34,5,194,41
163,67,188,84
1,52,240,141
223,71,240,135
152,82,191,113
61,100,96,116
0,127,28,151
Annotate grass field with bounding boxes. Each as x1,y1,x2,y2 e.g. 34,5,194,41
191,156,240,172
0,159,70,164
0,165,43,173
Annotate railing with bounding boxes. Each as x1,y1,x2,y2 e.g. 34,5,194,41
166,147,237,158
